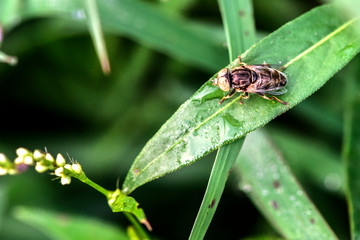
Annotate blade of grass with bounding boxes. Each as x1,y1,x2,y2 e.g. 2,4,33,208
122,4,360,194
189,0,257,238
189,138,244,240
83,0,111,75
342,56,360,239
235,129,337,239
218,0,256,61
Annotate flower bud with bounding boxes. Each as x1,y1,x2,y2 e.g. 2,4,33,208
0,153,7,164
24,156,34,165
35,162,48,173
8,169,17,175
45,153,54,162
16,148,30,157
71,163,82,174
54,167,64,177
14,157,23,164
61,175,71,185
56,154,66,167
33,150,44,160
0,167,7,175
64,164,72,171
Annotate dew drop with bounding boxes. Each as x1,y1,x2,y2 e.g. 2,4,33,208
72,9,86,20
324,173,342,191
262,189,269,196
241,183,252,193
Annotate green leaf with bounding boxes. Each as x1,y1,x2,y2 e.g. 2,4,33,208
13,206,128,240
342,56,360,239
188,138,244,240
234,129,337,239
107,189,152,231
269,127,344,193
122,4,360,194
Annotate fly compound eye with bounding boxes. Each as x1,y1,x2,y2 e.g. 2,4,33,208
217,68,231,92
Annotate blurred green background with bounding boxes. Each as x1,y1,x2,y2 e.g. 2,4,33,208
0,0,352,239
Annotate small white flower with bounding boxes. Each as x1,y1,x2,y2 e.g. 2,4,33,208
61,175,71,185
56,154,66,167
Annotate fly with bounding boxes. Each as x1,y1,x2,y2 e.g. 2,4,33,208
212,56,288,105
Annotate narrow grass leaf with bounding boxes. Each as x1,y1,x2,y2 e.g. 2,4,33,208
189,138,244,240
122,4,360,194
189,0,256,238
235,129,337,239
218,0,256,60
342,56,360,239
83,0,111,74
13,206,128,240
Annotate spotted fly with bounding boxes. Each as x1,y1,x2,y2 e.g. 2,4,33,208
212,56,288,105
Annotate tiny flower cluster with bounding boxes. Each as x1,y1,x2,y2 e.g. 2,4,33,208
0,148,83,185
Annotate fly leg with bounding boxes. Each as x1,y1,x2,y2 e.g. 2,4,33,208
278,65,286,72
238,56,246,66
219,89,236,104
256,93,289,105
239,92,249,104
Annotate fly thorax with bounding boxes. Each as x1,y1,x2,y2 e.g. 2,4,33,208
231,69,252,88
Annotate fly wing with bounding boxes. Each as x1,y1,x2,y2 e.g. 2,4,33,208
264,87,287,95
251,63,284,70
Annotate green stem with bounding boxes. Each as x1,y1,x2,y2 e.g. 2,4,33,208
78,176,110,196
124,212,150,239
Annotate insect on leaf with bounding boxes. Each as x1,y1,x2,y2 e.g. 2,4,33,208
122,4,360,194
